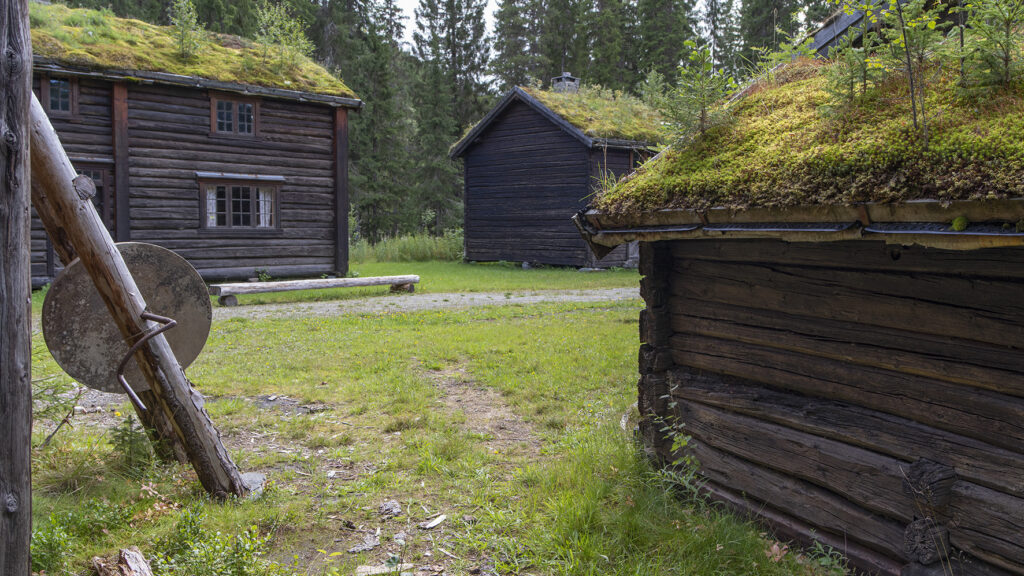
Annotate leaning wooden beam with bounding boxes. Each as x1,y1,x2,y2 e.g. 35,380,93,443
0,0,33,571
29,94,248,498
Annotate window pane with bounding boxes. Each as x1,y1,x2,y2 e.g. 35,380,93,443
215,186,227,227
231,186,252,227
50,78,71,112
238,103,254,134
216,100,233,132
256,187,274,227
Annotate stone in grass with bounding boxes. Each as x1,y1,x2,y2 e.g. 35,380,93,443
418,514,446,530
348,529,381,553
354,564,414,575
379,500,402,518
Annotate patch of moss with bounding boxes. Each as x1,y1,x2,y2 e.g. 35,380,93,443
522,85,666,144
596,62,1024,214
30,3,356,99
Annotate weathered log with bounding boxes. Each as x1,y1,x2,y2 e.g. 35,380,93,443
904,519,949,566
0,0,32,571
209,275,420,297
687,439,907,559
903,459,956,513
672,399,918,523
668,332,1024,453
948,482,1024,575
92,547,154,576
668,368,1024,496
30,94,248,498
700,480,904,576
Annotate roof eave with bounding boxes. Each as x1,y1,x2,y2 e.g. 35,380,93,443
576,198,1024,253
34,59,364,109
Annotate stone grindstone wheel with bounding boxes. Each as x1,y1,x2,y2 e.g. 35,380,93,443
42,242,212,394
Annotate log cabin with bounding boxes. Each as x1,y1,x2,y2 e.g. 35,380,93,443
29,3,362,287
576,62,1024,575
450,76,663,268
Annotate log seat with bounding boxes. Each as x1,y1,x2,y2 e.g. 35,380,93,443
209,275,420,306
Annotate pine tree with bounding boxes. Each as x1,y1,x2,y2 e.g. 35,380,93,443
738,0,801,64
537,0,591,82
586,0,637,91
492,0,548,91
702,0,742,73
636,0,696,80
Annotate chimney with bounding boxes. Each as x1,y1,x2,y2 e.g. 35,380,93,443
551,72,580,94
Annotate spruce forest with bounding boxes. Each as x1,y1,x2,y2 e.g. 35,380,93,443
61,0,831,242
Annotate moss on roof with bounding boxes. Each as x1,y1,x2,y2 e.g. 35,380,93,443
522,85,666,144
595,61,1024,215
30,3,356,99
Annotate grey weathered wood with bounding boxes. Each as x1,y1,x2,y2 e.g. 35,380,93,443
30,94,248,498
210,275,420,298
0,0,32,571
93,547,154,576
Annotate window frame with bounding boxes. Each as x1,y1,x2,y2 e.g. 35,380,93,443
73,160,115,232
209,93,260,138
198,177,282,234
39,73,79,118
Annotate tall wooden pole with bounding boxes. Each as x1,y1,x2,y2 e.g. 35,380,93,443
0,0,33,572
30,96,249,498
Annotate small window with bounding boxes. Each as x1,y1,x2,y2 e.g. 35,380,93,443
39,75,78,117
202,181,276,229
211,95,258,136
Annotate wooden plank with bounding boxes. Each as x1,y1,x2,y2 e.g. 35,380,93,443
668,332,1024,452
670,239,1024,280
686,440,907,560
113,82,130,241
669,367,1024,496
949,482,1024,575
669,300,1024,395
210,275,420,296
333,108,348,276
673,400,918,522
0,0,32,569
670,260,1024,349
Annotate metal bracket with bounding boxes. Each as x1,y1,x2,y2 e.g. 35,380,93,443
115,311,177,413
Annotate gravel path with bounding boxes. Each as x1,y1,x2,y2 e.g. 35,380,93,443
213,287,641,320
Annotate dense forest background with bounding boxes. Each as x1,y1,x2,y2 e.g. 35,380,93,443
61,0,832,241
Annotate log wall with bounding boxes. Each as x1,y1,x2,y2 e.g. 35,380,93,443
30,74,345,285
637,238,1024,576
463,100,629,267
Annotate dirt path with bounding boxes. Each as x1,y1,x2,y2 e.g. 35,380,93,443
213,287,640,321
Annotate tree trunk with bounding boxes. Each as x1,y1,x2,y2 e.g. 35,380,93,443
29,95,249,498
0,0,33,572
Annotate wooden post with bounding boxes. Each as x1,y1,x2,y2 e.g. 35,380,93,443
0,0,33,571
30,95,249,498
333,107,349,276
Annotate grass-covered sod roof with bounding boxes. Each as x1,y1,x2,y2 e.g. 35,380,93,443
595,61,1024,215
30,3,356,99
522,85,666,144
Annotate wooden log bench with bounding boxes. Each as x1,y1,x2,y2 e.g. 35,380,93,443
209,275,420,306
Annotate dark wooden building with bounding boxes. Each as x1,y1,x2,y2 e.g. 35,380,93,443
576,62,1024,575
29,4,361,287
451,83,661,268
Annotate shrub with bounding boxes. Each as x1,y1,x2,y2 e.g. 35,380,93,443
350,229,464,263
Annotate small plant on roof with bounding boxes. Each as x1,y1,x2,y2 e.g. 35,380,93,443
665,40,737,141
255,0,314,73
168,0,201,62
824,0,885,109
954,0,1024,93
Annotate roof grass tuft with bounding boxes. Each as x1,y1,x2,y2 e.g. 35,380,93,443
30,2,356,99
595,61,1024,215
522,85,666,144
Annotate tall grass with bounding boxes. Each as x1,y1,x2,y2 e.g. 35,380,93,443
350,229,463,263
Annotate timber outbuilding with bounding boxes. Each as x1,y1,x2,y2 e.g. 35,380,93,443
29,3,362,286
577,62,1024,575
451,78,663,267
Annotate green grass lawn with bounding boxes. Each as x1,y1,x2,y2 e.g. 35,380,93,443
29,299,843,575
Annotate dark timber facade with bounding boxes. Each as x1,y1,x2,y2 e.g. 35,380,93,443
452,88,652,268
578,201,1024,575
31,61,361,287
